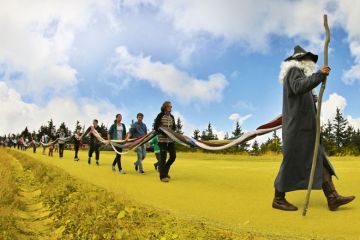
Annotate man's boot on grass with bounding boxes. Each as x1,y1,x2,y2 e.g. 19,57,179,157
322,180,355,211
272,189,298,211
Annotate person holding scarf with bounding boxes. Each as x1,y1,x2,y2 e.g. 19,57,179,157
154,101,177,183
83,119,103,166
108,114,127,174
73,127,82,161
125,113,148,174
57,127,66,158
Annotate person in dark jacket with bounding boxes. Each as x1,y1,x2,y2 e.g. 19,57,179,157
108,114,127,174
83,119,103,166
154,101,177,182
73,127,82,161
273,45,355,211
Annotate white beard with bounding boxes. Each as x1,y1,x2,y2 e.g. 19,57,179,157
278,60,317,85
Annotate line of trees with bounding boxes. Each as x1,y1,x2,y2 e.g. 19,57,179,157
2,108,360,155
2,119,109,145
321,108,360,156
187,108,360,156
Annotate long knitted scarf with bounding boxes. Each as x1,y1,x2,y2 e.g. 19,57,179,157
19,116,283,154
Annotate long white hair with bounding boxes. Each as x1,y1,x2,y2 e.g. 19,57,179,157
278,60,317,85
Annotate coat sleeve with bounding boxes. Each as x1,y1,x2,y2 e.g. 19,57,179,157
287,67,326,96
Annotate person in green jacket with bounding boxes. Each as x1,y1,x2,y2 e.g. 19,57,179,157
149,135,160,171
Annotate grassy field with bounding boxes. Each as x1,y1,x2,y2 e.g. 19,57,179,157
2,147,360,239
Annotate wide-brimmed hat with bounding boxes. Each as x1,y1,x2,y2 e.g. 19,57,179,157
284,45,318,63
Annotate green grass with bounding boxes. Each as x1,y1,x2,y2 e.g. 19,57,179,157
3,148,360,239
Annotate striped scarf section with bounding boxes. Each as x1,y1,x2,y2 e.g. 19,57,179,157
20,115,282,154
132,115,282,151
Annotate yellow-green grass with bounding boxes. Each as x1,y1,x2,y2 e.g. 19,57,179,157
2,148,251,239
0,149,20,239
11,148,360,239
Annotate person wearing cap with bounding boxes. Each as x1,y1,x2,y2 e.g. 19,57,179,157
273,45,355,211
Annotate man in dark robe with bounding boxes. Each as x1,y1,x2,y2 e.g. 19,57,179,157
273,45,355,211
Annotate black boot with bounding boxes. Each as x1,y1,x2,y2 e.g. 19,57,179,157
322,181,355,211
272,189,298,211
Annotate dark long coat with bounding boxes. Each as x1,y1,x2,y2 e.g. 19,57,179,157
274,67,335,192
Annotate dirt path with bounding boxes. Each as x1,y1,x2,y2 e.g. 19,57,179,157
14,149,360,240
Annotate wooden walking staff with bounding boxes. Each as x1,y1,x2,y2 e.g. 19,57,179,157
302,14,330,216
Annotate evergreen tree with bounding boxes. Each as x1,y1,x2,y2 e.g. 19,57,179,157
74,120,81,132
99,123,108,139
175,117,184,134
20,127,31,139
232,121,242,137
353,129,360,155
333,108,348,155
200,130,208,140
48,118,56,138
321,119,336,156
231,121,248,151
193,129,200,140
207,122,214,139
269,131,282,153
258,132,282,154
259,138,271,154
344,125,355,146
199,123,218,141
205,122,216,140
251,140,260,155
224,132,229,140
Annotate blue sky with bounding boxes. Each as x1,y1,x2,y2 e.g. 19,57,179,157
1,0,360,139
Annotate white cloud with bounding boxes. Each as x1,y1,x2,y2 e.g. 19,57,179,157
334,0,360,84
156,0,360,83
0,81,124,135
228,113,252,125
347,116,360,131
0,0,117,96
321,93,347,122
212,129,226,140
322,92,360,130
172,111,227,139
111,46,228,104
233,100,255,110
172,111,195,136
159,0,330,52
